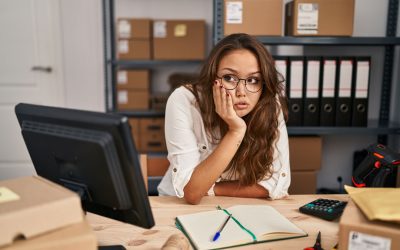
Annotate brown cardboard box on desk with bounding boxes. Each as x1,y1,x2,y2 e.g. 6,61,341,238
0,176,97,250
339,199,400,250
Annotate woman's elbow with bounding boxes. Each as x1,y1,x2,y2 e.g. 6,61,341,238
183,190,203,205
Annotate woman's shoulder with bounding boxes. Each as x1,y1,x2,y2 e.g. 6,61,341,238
168,85,196,103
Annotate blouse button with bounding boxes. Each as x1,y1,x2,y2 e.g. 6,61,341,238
173,168,177,173
281,173,286,177
202,145,207,150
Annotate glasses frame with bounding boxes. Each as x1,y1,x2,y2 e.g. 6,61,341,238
216,74,264,93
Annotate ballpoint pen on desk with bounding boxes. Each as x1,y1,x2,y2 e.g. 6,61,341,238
304,231,324,250
212,214,232,242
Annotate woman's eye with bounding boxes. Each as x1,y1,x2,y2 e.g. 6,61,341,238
223,75,236,82
246,78,259,84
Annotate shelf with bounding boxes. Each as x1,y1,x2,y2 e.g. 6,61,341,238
254,36,400,46
287,120,400,135
118,111,400,135
110,60,203,69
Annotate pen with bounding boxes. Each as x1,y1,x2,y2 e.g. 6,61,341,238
212,214,232,242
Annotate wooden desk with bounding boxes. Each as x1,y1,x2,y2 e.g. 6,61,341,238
86,194,348,249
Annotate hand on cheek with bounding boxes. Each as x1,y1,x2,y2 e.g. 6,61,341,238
212,80,246,133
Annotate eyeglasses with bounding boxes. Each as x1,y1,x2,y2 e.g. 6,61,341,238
216,74,264,93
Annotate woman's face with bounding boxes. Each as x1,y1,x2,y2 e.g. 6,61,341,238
216,49,262,117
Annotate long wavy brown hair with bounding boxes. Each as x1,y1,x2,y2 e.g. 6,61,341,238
187,33,288,185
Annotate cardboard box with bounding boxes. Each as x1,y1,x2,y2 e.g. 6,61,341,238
147,156,170,176
224,0,283,36
116,18,152,39
339,199,400,250
117,39,151,60
289,171,317,194
117,89,149,110
2,220,97,250
150,93,169,111
128,118,141,149
153,20,205,60
289,136,322,171
139,118,167,152
286,0,354,36
0,176,84,248
117,70,150,90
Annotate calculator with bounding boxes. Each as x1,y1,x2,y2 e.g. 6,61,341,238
299,198,348,221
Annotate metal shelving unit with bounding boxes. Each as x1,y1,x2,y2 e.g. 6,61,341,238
103,0,400,136
102,0,203,113
213,0,400,138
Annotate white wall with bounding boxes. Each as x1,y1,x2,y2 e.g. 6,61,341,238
60,0,105,112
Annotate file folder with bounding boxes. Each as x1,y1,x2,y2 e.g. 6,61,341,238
274,56,288,97
303,57,321,126
287,57,304,126
335,58,354,126
320,58,337,126
352,57,371,127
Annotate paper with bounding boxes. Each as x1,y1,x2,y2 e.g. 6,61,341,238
226,2,243,24
345,185,400,223
174,24,187,37
0,187,20,204
297,3,318,34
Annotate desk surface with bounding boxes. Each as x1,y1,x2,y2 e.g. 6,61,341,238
86,194,348,249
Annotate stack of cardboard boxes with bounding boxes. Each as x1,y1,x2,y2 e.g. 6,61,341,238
289,136,322,194
117,69,150,110
0,176,97,250
129,118,167,153
116,18,152,60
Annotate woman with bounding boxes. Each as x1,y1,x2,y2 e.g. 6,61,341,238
157,33,289,204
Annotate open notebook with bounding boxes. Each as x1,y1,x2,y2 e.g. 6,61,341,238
176,205,307,250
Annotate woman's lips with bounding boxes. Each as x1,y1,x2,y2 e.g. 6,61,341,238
234,102,249,110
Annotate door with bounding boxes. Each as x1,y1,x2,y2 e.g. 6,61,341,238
0,0,65,179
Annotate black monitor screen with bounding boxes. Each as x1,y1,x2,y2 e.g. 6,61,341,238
15,103,154,229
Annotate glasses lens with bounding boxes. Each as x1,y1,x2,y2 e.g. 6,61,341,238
221,75,238,90
245,78,263,92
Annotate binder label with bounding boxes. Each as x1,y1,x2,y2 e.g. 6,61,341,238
306,60,320,98
322,60,336,97
290,61,303,98
226,2,243,24
297,3,318,34
355,61,370,98
339,60,353,97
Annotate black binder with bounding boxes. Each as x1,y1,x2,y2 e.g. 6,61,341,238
303,57,321,126
335,57,354,126
320,58,337,126
287,57,304,126
352,57,371,127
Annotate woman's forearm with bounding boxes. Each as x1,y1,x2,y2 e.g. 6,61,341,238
214,180,269,198
183,130,245,204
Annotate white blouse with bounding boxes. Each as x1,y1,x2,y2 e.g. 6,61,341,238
157,86,291,200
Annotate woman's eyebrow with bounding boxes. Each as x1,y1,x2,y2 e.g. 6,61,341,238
220,68,261,76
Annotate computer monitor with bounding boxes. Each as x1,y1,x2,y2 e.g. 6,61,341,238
15,103,155,229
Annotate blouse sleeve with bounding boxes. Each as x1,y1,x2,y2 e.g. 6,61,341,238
164,88,202,198
257,109,291,200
